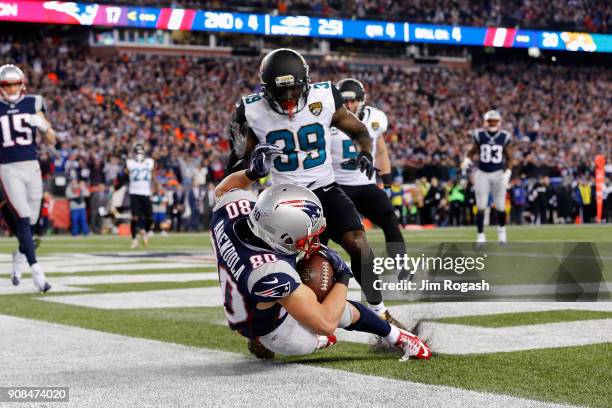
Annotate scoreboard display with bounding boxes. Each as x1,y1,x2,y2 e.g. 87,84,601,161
0,1,610,53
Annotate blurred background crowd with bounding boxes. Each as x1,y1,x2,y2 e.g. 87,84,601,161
0,33,610,234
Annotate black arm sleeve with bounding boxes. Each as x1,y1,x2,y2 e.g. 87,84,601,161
225,101,250,175
331,84,344,111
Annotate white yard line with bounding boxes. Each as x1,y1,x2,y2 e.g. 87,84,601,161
0,315,575,408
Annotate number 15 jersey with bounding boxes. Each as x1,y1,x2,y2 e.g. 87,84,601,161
242,81,344,190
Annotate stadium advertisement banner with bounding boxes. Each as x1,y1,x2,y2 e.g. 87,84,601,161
0,1,611,52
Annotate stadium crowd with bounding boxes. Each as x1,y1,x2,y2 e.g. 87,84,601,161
101,0,611,33
0,39,610,233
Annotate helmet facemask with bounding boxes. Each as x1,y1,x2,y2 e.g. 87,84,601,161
295,224,326,259
262,76,309,120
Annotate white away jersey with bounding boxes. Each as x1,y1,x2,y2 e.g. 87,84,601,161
331,106,388,186
127,158,154,196
243,81,338,190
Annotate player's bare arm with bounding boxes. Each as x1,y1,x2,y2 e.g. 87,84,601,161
279,283,349,336
504,144,514,170
215,170,253,199
375,135,391,176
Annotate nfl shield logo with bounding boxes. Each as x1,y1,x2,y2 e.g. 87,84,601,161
309,102,322,116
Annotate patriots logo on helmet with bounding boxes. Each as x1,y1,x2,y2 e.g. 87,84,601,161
278,199,322,227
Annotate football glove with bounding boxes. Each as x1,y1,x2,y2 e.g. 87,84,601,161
245,143,283,180
24,114,49,133
318,245,353,286
503,169,512,186
341,151,375,180
460,157,472,171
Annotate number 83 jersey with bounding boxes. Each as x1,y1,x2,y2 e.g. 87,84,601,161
243,81,339,189
471,128,512,173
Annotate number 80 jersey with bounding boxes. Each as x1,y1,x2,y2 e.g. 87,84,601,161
243,81,340,189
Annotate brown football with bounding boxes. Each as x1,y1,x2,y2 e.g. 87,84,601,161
298,254,335,302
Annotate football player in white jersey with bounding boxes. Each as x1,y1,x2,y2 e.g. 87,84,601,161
331,78,408,282
0,64,54,292
226,49,405,332
126,143,154,249
461,110,514,246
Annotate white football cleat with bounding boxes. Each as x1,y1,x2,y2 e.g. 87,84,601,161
30,263,51,293
476,233,486,247
497,226,507,245
131,238,139,249
394,329,431,361
11,251,25,286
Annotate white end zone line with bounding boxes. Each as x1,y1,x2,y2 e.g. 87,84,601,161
0,315,575,408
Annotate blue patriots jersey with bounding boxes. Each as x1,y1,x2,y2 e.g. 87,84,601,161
0,95,46,164
472,128,511,172
211,189,301,339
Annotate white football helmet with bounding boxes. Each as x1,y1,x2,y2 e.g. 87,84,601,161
0,64,26,103
248,184,326,257
483,110,502,132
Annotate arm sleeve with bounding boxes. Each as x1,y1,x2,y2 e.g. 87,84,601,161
471,129,480,145
504,131,512,146
331,84,345,111
34,95,47,113
379,111,389,134
247,261,301,303
226,100,250,174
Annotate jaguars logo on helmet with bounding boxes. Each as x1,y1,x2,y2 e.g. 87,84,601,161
259,48,310,118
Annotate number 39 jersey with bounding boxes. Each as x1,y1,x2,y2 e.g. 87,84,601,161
243,81,341,190
471,128,512,173
331,106,388,186
211,189,302,339
126,158,154,196
0,95,46,165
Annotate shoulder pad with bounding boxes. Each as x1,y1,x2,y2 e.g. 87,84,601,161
248,260,301,302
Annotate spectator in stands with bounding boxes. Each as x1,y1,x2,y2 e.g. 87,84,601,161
171,183,186,232
66,179,91,236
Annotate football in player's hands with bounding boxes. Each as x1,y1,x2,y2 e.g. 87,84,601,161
298,254,335,302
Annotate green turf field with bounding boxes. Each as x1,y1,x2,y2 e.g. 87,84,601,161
0,226,611,407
